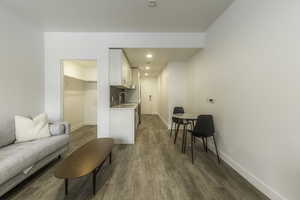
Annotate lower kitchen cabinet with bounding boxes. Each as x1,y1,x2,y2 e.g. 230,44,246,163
110,105,137,144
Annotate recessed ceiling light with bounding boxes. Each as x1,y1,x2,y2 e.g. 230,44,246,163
146,54,153,58
144,73,149,76
145,66,150,70
148,0,157,7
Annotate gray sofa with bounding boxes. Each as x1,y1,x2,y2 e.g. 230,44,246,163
0,122,70,197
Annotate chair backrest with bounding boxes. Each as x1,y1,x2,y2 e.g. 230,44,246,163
193,115,215,137
173,107,184,114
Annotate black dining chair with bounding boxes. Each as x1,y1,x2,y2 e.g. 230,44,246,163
170,107,185,137
171,107,193,153
188,115,220,164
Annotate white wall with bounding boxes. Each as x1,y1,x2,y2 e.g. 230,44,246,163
63,76,85,130
186,1,300,200
157,67,169,126
44,32,206,137
167,62,188,126
84,66,97,81
84,82,97,124
0,7,44,139
157,62,188,128
64,77,97,130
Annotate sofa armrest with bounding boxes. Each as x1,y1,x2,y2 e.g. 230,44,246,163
49,121,71,135
58,121,70,134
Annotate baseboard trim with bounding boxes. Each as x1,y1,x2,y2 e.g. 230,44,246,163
71,122,97,132
84,121,97,126
71,123,84,132
206,142,287,200
157,113,169,128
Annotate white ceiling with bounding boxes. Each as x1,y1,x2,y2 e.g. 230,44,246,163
63,60,97,81
1,0,234,32
124,48,200,77
70,60,97,69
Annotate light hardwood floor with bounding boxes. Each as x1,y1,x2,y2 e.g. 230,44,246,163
2,115,269,200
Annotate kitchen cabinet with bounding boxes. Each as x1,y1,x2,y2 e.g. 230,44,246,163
109,49,132,88
110,104,138,144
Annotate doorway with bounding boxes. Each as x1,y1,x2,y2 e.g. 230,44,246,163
141,77,158,115
123,48,200,125
62,59,98,133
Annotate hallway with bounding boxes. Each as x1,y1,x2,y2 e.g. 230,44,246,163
4,116,268,200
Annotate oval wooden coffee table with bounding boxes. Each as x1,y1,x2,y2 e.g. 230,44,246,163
55,138,113,196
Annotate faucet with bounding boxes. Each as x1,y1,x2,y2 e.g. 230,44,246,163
118,91,127,105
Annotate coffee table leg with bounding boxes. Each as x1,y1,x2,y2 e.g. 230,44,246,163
93,170,96,195
109,152,112,164
65,179,68,196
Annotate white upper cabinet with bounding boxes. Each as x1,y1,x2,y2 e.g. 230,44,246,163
110,49,132,88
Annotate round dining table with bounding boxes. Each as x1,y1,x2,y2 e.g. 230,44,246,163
172,113,198,121
172,113,198,153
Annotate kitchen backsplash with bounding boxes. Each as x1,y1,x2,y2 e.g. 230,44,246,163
110,86,139,106
110,86,122,106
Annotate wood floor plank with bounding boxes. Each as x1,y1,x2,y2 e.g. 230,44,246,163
2,115,269,200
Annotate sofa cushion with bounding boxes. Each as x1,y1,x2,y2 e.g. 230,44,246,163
0,135,69,185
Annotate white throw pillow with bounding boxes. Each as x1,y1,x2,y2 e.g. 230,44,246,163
15,113,51,143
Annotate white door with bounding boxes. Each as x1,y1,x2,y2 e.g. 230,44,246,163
141,78,157,114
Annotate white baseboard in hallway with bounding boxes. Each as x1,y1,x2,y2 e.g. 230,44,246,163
157,113,169,129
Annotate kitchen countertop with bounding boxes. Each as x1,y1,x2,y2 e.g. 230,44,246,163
110,103,138,110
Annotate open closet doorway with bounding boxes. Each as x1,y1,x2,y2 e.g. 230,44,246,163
62,60,98,136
